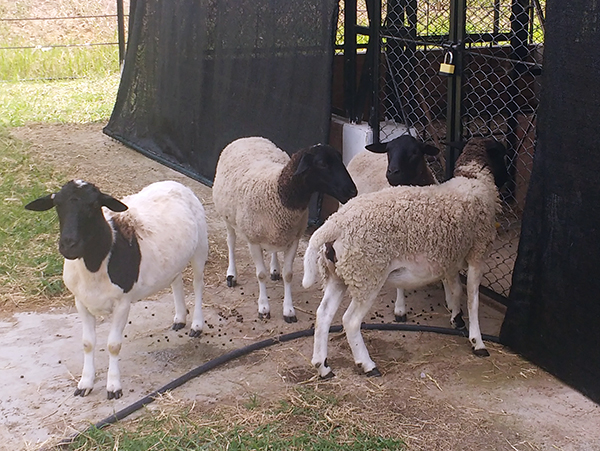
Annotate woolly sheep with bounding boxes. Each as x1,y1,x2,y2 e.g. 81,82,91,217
212,136,357,323
347,134,441,322
25,180,208,399
303,137,509,378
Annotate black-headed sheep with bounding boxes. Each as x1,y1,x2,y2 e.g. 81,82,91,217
212,137,357,323
25,180,208,399
303,138,509,378
347,134,439,194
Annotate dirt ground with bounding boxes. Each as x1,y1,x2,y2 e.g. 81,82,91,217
2,123,600,451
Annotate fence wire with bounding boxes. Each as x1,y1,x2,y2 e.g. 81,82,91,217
344,0,545,299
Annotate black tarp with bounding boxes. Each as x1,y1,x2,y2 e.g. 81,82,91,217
104,0,339,186
500,0,600,404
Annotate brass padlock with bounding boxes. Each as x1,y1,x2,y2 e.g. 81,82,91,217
439,52,455,76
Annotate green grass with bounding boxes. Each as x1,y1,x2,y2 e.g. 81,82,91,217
0,72,121,306
0,128,66,306
68,389,406,451
0,74,121,127
0,45,121,82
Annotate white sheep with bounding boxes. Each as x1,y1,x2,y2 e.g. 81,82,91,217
25,180,209,399
212,136,357,323
303,138,509,378
347,134,441,322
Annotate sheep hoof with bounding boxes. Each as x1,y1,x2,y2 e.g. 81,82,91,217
258,312,271,320
394,314,407,323
319,370,335,380
107,389,123,400
189,328,202,338
172,322,185,331
365,367,382,377
74,387,92,397
226,275,236,287
284,315,298,323
452,310,466,330
473,348,490,357
270,272,281,281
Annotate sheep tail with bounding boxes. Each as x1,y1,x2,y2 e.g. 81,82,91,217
302,221,341,289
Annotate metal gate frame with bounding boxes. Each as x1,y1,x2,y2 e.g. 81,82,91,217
339,0,545,303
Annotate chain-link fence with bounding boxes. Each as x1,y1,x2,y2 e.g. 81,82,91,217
340,0,545,301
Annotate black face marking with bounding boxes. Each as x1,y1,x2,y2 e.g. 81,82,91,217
280,144,357,210
107,218,141,293
367,135,439,187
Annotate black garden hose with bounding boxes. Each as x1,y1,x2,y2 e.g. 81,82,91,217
58,323,499,446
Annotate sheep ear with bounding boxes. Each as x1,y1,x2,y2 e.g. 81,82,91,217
24,194,55,211
485,139,507,157
100,194,128,212
293,152,313,176
422,143,440,156
365,142,388,154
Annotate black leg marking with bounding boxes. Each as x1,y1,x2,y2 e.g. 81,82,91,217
365,367,382,377
226,275,236,287
473,348,490,357
172,322,185,331
74,387,92,397
452,309,466,330
189,328,202,338
107,389,123,400
284,315,298,323
258,312,271,320
270,272,281,281
319,370,335,380
394,314,407,323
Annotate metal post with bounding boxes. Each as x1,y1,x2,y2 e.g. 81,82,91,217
116,0,126,67
368,0,381,144
344,0,358,121
444,0,466,180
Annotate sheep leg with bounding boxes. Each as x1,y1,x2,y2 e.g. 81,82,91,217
343,295,380,376
171,274,187,331
248,243,270,319
189,247,207,338
466,263,489,357
312,277,347,378
225,224,237,287
393,288,407,322
281,240,299,323
444,274,466,330
270,253,281,280
74,299,96,397
106,300,132,400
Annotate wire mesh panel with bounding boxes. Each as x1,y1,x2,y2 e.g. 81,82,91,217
461,0,544,297
372,0,545,299
381,0,452,179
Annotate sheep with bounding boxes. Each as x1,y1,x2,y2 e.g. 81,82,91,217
25,180,209,399
212,136,357,323
303,137,509,378
347,134,441,323
346,134,440,194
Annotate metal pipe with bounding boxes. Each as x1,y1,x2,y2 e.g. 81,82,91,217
116,0,126,67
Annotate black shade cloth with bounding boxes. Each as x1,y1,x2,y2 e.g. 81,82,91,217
500,0,600,404
104,0,338,186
